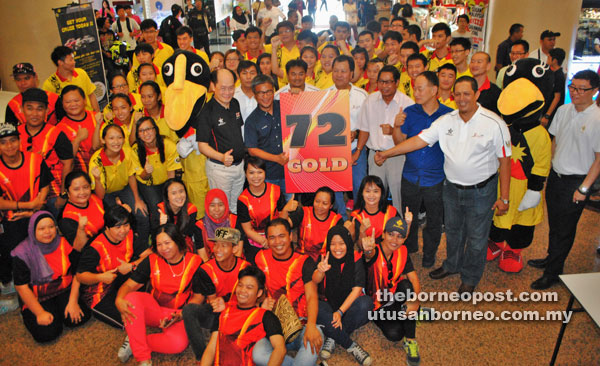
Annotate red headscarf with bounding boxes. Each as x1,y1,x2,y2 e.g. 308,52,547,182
202,189,231,238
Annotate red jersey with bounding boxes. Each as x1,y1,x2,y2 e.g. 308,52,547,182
27,238,73,308
201,257,250,301
350,205,398,240
366,244,408,310
296,207,342,261
237,183,282,247
58,110,97,172
196,214,238,259
7,91,59,125
255,249,311,318
61,194,105,238
149,252,202,309
83,230,135,308
215,306,269,366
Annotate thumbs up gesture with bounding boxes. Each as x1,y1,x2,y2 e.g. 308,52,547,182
394,107,406,128
283,194,298,212
144,160,154,175
317,252,332,273
222,149,234,166
158,207,168,225
404,206,413,225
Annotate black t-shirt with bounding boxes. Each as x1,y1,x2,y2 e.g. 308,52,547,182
550,69,566,121
0,155,53,197
52,132,74,160
13,249,81,286
210,306,283,337
76,232,145,274
195,97,245,164
191,266,218,296
301,256,317,284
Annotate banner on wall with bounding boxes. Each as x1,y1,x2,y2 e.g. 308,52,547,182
54,3,108,107
280,90,352,193
468,0,489,51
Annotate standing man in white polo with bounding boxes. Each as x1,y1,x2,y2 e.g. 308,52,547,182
357,65,414,211
375,76,511,293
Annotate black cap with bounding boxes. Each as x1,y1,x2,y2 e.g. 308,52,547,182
22,88,48,105
12,63,35,77
540,30,561,40
0,123,19,139
384,216,408,237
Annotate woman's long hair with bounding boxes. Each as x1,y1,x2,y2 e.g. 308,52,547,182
162,178,191,234
353,175,388,212
134,116,165,167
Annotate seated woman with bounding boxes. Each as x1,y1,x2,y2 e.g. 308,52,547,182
76,205,150,329
59,171,105,251
237,157,286,261
94,92,141,150
12,211,92,343
115,224,204,366
195,188,240,262
312,226,374,365
157,178,201,254
350,175,399,247
280,186,344,261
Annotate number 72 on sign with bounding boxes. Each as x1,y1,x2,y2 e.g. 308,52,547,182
280,89,352,193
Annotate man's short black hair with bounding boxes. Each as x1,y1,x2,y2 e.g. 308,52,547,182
437,62,457,75
407,53,427,68
400,41,419,54
285,59,308,73
297,30,318,46
140,19,158,31
509,23,524,36
406,24,421,42
449,37,471,50
378,65,400,82
51,46,74,66
334,21,350,31
457,14,470,24
366,20,381,34
378,17,389,23
358,30,374,41
302,15,313,23
134,43,154,56
511,39,530,53
432,22,451,37
276,20,295,34
266,218,292,235
383,30,402,44
171,4,183,16
116,4,127,12
104,204,131,228
238,265,266,291
549,48,566,66
418,71,439,88
401,5,413,18
237,60,258,75
332,55,355,73
232,30,245,42
251,74,275,93
573,70,600,89
210,68,237,85
176,26,193,37
455,75,478,93
391,16,408,28
245,26,263,38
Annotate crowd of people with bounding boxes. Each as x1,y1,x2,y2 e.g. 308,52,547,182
1,1,599,366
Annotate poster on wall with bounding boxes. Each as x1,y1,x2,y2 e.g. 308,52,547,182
280,90,352,193
214,0,233,22
53,3,108,107
468,0,489,51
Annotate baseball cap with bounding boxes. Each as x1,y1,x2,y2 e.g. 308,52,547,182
211,227,241,244
12,63,35,77
0,123,20,139
384,216,408,237
540,30,561,40
22,88,48,105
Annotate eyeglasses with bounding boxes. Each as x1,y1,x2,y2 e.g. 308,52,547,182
255,89,274,96
450,49,466,54
377,79,395,85
510,51,526,56
568,84,595,94
112,83,128,89
138,127,155,134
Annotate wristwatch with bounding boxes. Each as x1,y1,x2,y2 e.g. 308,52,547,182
542,114,551,119
578,185,589,195
501,198,509,205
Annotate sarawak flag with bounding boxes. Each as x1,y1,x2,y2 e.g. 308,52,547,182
280,90,352,193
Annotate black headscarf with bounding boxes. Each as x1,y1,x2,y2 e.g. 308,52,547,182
323,225,355,310
232,6,248,25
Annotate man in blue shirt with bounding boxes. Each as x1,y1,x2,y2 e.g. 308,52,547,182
244,74,290,197
393,71,452,267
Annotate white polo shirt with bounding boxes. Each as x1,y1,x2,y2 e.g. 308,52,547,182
257,7,285,36
418,105,511,186
274,83,320,100
234,86,258,127
328,84,368,150
358,90,415,151
549,102,600,175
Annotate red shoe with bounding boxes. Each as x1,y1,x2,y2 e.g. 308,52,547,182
346,199,354,211
486,240,505,261
499,248,523,273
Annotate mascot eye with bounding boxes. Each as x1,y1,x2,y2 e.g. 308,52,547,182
505,64,517,77
191,63,203,77
532,65,547,78
163,63,174,77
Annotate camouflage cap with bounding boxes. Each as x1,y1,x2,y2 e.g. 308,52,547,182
212,227,241,244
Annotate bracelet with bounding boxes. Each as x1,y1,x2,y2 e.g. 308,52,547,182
16,201,19,210
337,309,344,317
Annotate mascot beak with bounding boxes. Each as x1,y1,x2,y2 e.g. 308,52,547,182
165,53,207,131
497,78,545,122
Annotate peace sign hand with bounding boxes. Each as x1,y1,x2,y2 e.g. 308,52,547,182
317,252,331,273
362,229,376,254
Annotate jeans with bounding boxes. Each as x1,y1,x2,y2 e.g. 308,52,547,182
316,296,373,349
137,182,164,234
266,177,293,201
252,324,324,366
105,185,150,248
401,178,444,262
544,170,586,279
205,160,245,214
368,150,405,211
181,303,217,360
334,148,367,221
442,176,497,287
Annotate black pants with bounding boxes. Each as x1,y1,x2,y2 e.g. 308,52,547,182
401,178,443,262
21,290,92,343
193,33,210,55
0,218,29,284
544,170,587,279
182,303,217,360
489,224,535,249
373,279,416,341
90,275,128,329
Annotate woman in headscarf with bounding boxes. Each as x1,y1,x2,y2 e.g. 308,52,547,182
312,225,374,365
230,6,250,31
12,211,92,343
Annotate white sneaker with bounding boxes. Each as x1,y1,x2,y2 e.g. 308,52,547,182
320,337,336,359
0,298,18,315
118,336,132,363
347,342,372,366
0,281,16,295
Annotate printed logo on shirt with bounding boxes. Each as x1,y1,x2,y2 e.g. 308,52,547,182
218,118,226,127
446,128,454,136
236,112,241,119
154,268,161,277
472,132,484,138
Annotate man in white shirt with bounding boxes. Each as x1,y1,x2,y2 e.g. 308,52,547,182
274,59,320,101
357,65,414,211
111,5,140,53
451,14,472,43
257,0,286,37
234,60,258,125
530,30,559,64
375,76,511,293
529,70,600,290
328,55,369,219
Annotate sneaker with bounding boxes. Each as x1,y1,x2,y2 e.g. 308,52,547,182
320,337,336,359
345,199,354,211
498,249,523,273
0,281,16,295
347,342,372,366
486,240,504,261
0,298,18,315
403,338,420,366
118,336,132,363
